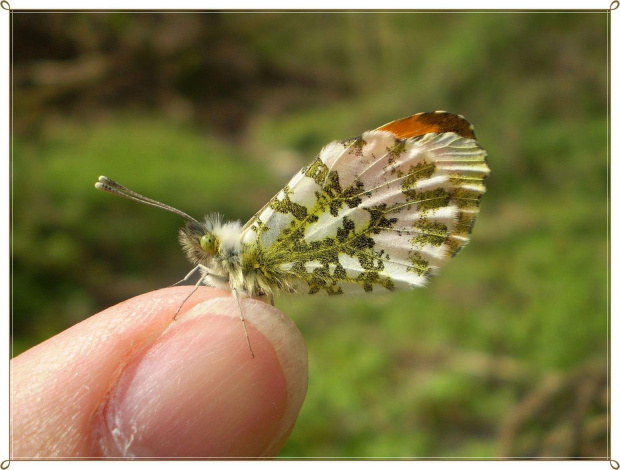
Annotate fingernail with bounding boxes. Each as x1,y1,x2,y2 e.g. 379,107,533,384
95,298,308,457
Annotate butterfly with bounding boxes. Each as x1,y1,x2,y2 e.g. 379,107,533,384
96,111,490,357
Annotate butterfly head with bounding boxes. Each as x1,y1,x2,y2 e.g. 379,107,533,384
199,233,219,254
178,218,222,265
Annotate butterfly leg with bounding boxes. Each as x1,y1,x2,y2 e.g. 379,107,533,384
232,288,255,359
172,269,210,320
170,265,201,287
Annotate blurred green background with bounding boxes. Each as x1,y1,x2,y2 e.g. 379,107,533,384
12,12,608,458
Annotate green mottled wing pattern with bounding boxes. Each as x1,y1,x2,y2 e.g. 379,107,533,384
241,113,489,295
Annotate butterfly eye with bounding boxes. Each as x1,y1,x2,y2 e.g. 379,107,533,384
200,233,218,254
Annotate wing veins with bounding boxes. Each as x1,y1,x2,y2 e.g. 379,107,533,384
354,163,436,199
449,175,487,182
277,228,417,272
353,147,392,181
384,195,453,214
249,134,485,254
270,176,456,250
322,139,362,190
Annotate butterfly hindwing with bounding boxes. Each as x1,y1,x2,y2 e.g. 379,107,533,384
241,112,489,295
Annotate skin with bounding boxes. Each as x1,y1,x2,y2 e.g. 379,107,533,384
10,287,308,458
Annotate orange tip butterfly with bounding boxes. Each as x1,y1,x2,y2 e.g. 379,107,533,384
96,111,490,357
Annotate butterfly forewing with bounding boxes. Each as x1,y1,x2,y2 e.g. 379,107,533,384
241,112,489,295
376,110,477,140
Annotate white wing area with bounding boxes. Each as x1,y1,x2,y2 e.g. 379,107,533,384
241,129,489,295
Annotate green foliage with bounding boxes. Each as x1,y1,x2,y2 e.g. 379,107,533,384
12,12,607,458
12,116,276,351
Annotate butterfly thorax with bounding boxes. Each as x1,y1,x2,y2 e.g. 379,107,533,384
178,213,282,297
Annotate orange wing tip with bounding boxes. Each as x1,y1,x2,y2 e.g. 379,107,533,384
376,111,477,140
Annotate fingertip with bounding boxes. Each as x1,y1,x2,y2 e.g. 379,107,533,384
96,296,308,457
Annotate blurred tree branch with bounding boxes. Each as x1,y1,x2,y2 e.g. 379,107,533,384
499,360,607,457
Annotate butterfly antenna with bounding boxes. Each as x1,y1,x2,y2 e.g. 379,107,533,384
95,176,200,224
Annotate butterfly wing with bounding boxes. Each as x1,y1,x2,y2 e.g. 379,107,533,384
241,111,489,295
